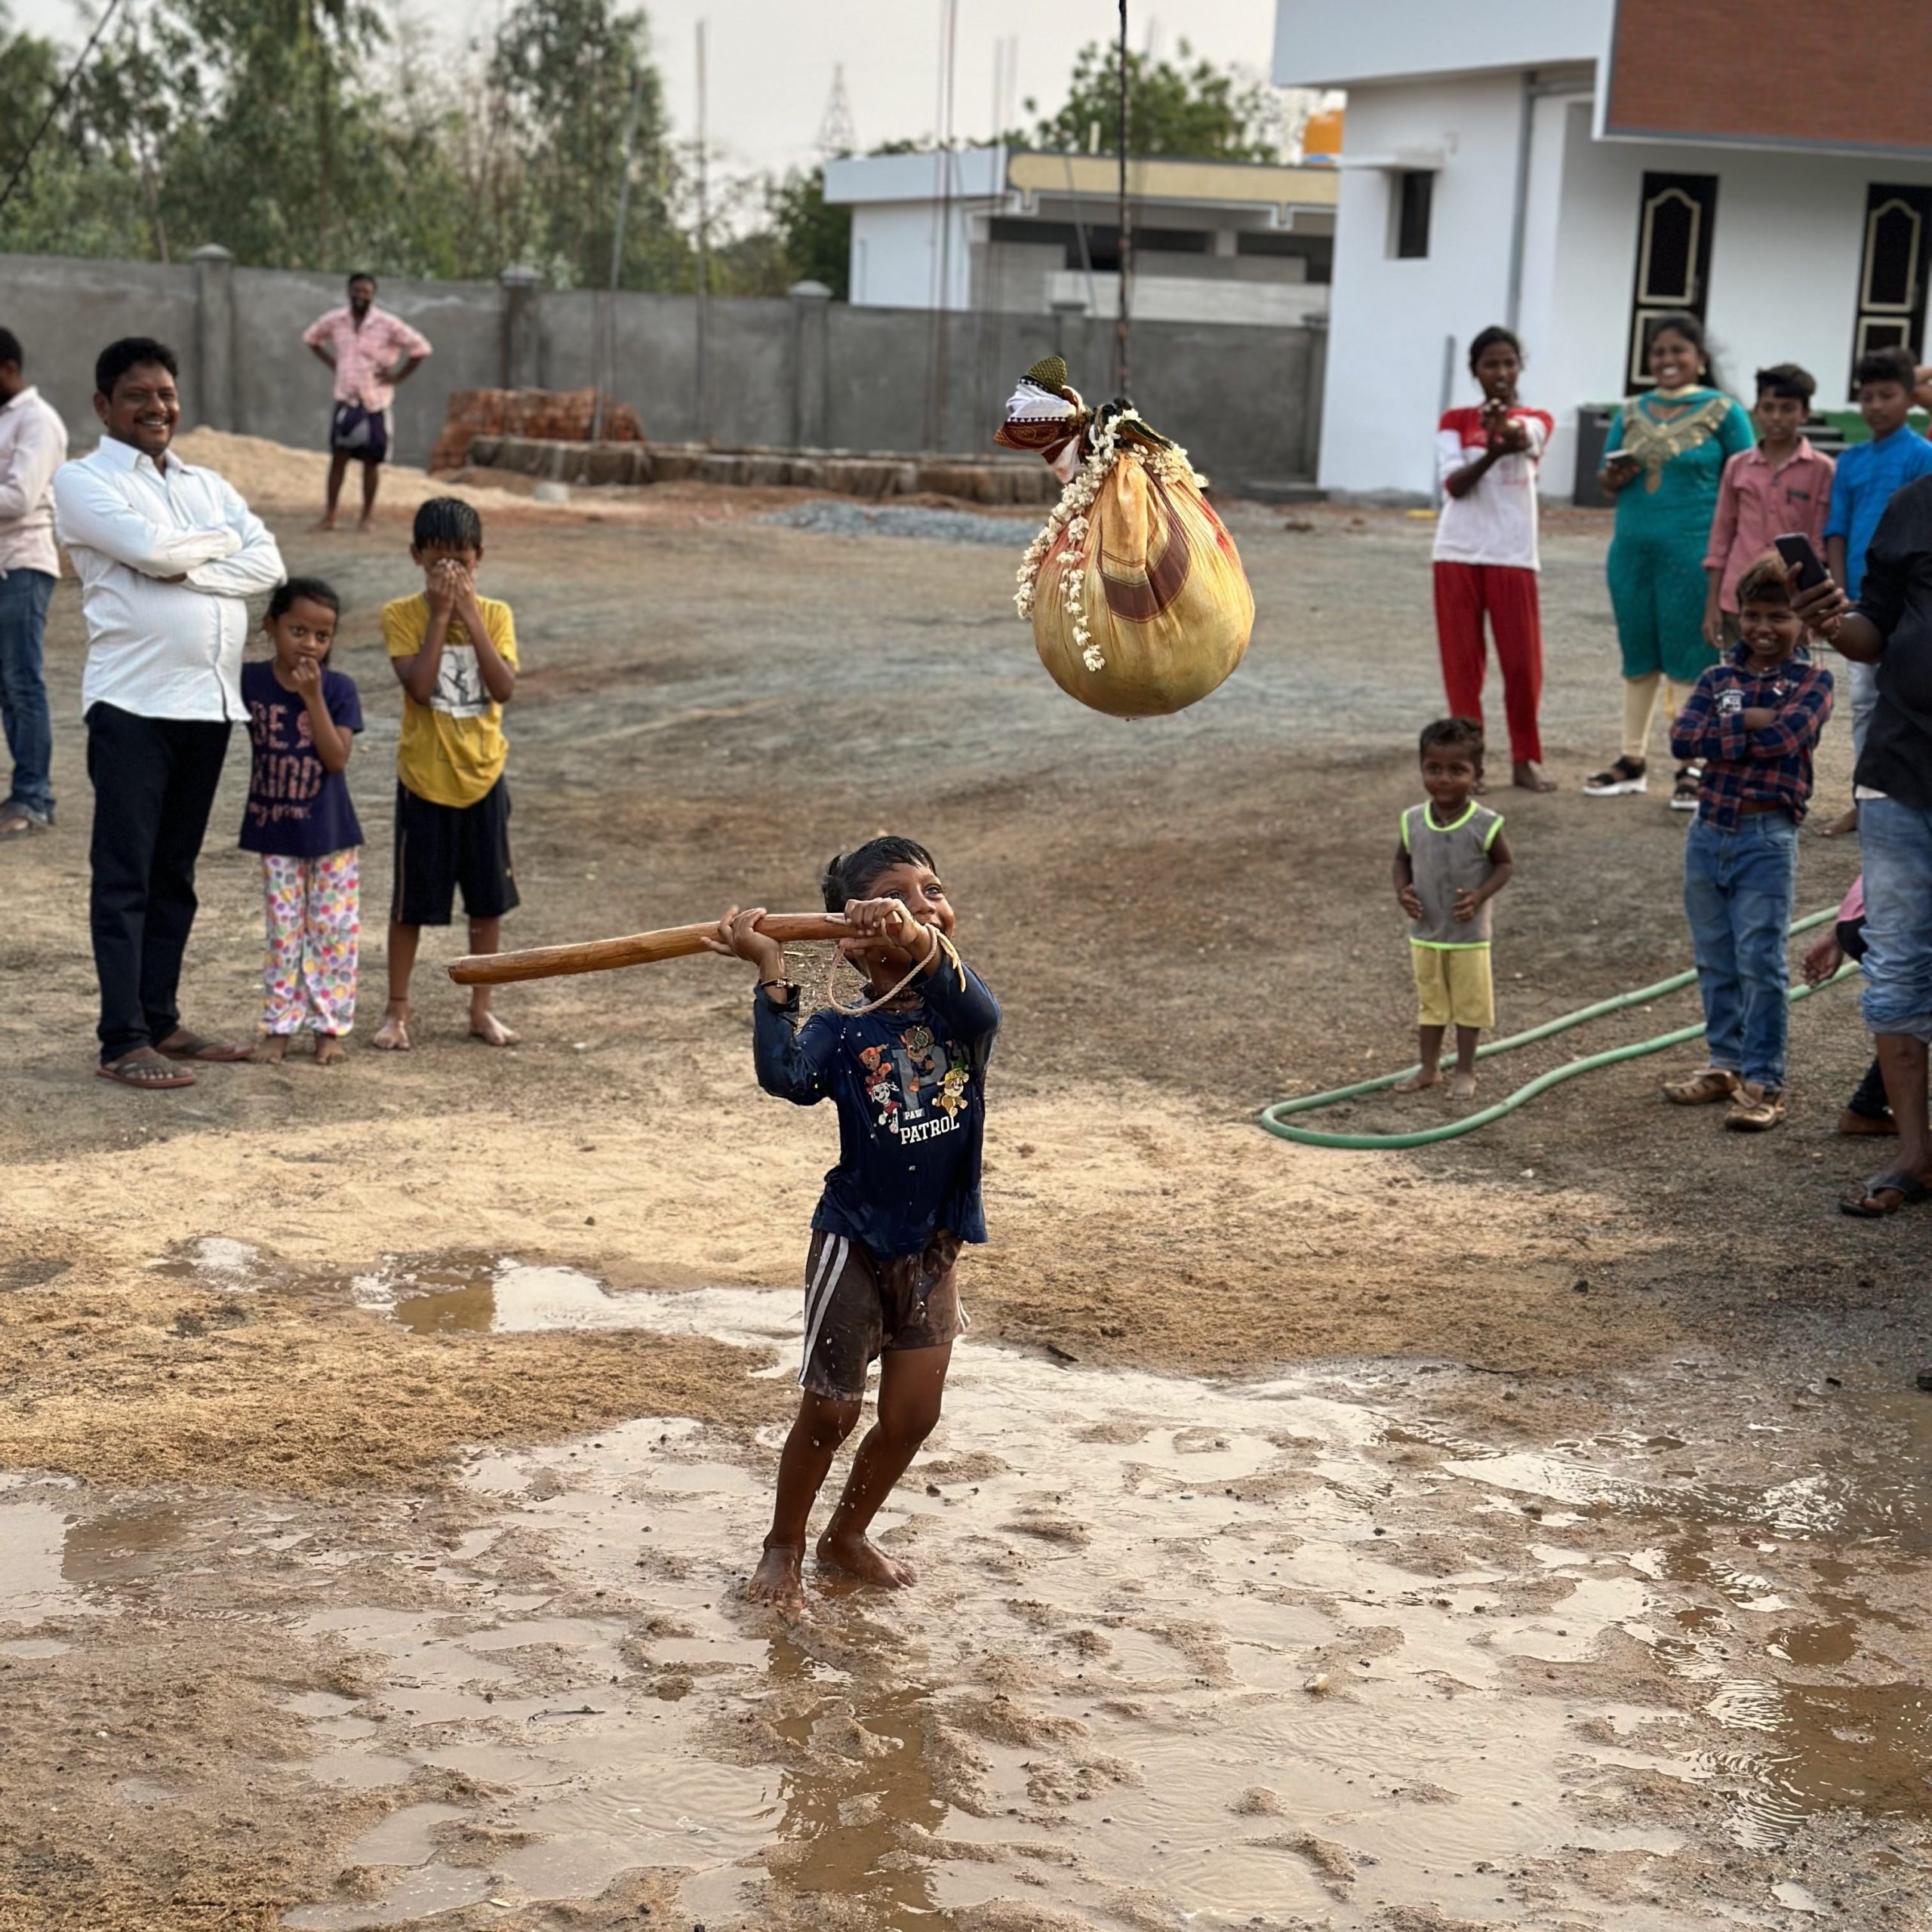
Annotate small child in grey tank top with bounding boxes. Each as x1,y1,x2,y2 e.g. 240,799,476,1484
1392,718,1515,1098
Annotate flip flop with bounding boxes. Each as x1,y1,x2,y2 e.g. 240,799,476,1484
155,1032,253,1063
1839,1169,1930,1218
97,1049,195,1090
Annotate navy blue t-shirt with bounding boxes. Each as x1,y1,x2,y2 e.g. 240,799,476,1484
240,660,365,857
753,958,1001,1259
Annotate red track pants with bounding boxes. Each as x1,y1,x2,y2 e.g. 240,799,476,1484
1431,561,1544,765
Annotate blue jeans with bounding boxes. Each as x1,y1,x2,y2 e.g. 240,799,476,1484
1858,795,1932,1045
1682,811,1797,1091
0,567,56,817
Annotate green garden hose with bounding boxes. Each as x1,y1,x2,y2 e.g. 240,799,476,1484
1259,908,1857,1150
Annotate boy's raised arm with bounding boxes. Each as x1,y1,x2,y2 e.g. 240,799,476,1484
463,583,516,704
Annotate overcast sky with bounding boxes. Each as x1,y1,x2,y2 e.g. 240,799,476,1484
17,1,1283,180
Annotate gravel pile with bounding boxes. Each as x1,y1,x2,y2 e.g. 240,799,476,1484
756,500,1034,546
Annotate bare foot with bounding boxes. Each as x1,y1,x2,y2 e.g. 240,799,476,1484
816,1525,916,1589
1447,1070,1478,1100
1393,1069,1441,1093
1512,760,1558,793
311,515,336,533
746,1543,805,1609
372,1009,411,1051
1818,805,1860,838
355,515,374,534
315,1035,347,1066
253,1035,289,1063
469,1011,520,1047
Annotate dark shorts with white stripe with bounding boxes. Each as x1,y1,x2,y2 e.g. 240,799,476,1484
800,1229,964,1401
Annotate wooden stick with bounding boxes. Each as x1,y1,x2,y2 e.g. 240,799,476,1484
446,912,853,986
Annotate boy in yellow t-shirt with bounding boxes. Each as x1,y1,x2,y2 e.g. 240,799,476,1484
373,498,521,1051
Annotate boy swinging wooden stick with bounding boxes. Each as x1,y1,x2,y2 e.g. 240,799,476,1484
704,836,1001,1609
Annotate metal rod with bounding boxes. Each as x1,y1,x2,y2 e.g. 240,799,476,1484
594,66,645,442
694,18,709,442
1115,0,1131,392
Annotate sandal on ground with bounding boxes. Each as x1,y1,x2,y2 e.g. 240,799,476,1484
1663,1066,1740,1106
1512,761,1558,793
1670,761,1703,812
0,805,51,838
1583,757,1647,797
96,1048,195,1090
155,1031,253,1063
1724,1083,1786,1131
1840,1169,1931,1218
1838,1108,1898,1137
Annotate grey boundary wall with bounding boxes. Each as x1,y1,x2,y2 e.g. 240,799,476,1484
1,248,1324,493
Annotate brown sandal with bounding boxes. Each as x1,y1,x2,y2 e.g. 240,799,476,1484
1663,1066,1740,1106
97,1048,195,1090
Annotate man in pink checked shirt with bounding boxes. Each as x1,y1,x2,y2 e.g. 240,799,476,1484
303,272,432,534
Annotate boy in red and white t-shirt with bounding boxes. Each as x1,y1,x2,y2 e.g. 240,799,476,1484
1433,326,1556,792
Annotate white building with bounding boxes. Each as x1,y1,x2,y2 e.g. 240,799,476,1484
1272,0,1932,498
823,147,1337,328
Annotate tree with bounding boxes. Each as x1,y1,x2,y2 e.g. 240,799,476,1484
767,165,849,298
488,0,685,290
1023,38,1284,163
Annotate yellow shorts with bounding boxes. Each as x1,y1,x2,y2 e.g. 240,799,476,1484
1411,943,1494,1031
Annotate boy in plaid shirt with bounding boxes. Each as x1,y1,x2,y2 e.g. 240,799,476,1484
1663,556,1833,1131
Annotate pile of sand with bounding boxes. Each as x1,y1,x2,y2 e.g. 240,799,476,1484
170,426,540,515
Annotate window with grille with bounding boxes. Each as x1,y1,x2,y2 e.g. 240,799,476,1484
1624,172,1717,389
1850,184,1932,395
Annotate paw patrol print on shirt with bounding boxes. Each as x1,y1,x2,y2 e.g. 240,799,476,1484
860,1021,974,1145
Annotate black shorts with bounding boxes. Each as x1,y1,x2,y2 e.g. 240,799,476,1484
800,1229,964,1401
329,401,389,464
389,777,519,926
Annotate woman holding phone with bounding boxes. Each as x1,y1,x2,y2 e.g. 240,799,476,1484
1587,312,1755,807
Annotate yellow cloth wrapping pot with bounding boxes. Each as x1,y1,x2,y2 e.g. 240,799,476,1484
1031,451,1254,718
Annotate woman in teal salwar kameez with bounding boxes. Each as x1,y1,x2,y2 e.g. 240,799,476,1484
1586,312,1755,808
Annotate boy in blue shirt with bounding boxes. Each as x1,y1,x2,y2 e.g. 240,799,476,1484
1820,346,1932,834
707,835,1000,1611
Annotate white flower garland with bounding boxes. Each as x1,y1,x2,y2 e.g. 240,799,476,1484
1012,410,1204,675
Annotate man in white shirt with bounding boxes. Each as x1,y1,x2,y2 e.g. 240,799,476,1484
54,336,285,1090
0,327,68,838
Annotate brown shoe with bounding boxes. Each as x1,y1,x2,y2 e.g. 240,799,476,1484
1663,1066,1741,1106
1725,1083,1786,1131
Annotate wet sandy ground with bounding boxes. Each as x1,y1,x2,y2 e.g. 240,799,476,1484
2,1244,1927,1930
2,485,1930,1927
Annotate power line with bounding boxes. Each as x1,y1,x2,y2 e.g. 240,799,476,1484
0,0,128,221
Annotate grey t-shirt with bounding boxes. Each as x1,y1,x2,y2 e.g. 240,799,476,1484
1403,801,1505,946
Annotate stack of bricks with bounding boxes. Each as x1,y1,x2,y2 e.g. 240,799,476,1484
429,389,645,475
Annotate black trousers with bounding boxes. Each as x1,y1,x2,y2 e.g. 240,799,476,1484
86,703,231,1063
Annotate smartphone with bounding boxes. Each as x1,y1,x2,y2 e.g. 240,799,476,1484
1773,532,1827,589
1601,448,1632,463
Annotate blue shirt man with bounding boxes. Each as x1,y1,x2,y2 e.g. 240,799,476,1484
1826,423,1932,596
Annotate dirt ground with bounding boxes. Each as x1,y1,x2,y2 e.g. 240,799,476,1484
1,468,1927,1931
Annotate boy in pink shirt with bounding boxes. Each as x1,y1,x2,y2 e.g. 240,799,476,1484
1702,363,1833,650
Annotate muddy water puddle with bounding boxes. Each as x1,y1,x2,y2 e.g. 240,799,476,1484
283,1286,1929,1928
5,1274,1927,1928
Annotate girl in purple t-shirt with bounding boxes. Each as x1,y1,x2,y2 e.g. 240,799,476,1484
241,578,363,1063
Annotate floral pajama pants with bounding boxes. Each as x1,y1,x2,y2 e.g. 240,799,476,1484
260,849,359,1035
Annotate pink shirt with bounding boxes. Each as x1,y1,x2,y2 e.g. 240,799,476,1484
302,303,432,414
1703,436,1835,612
